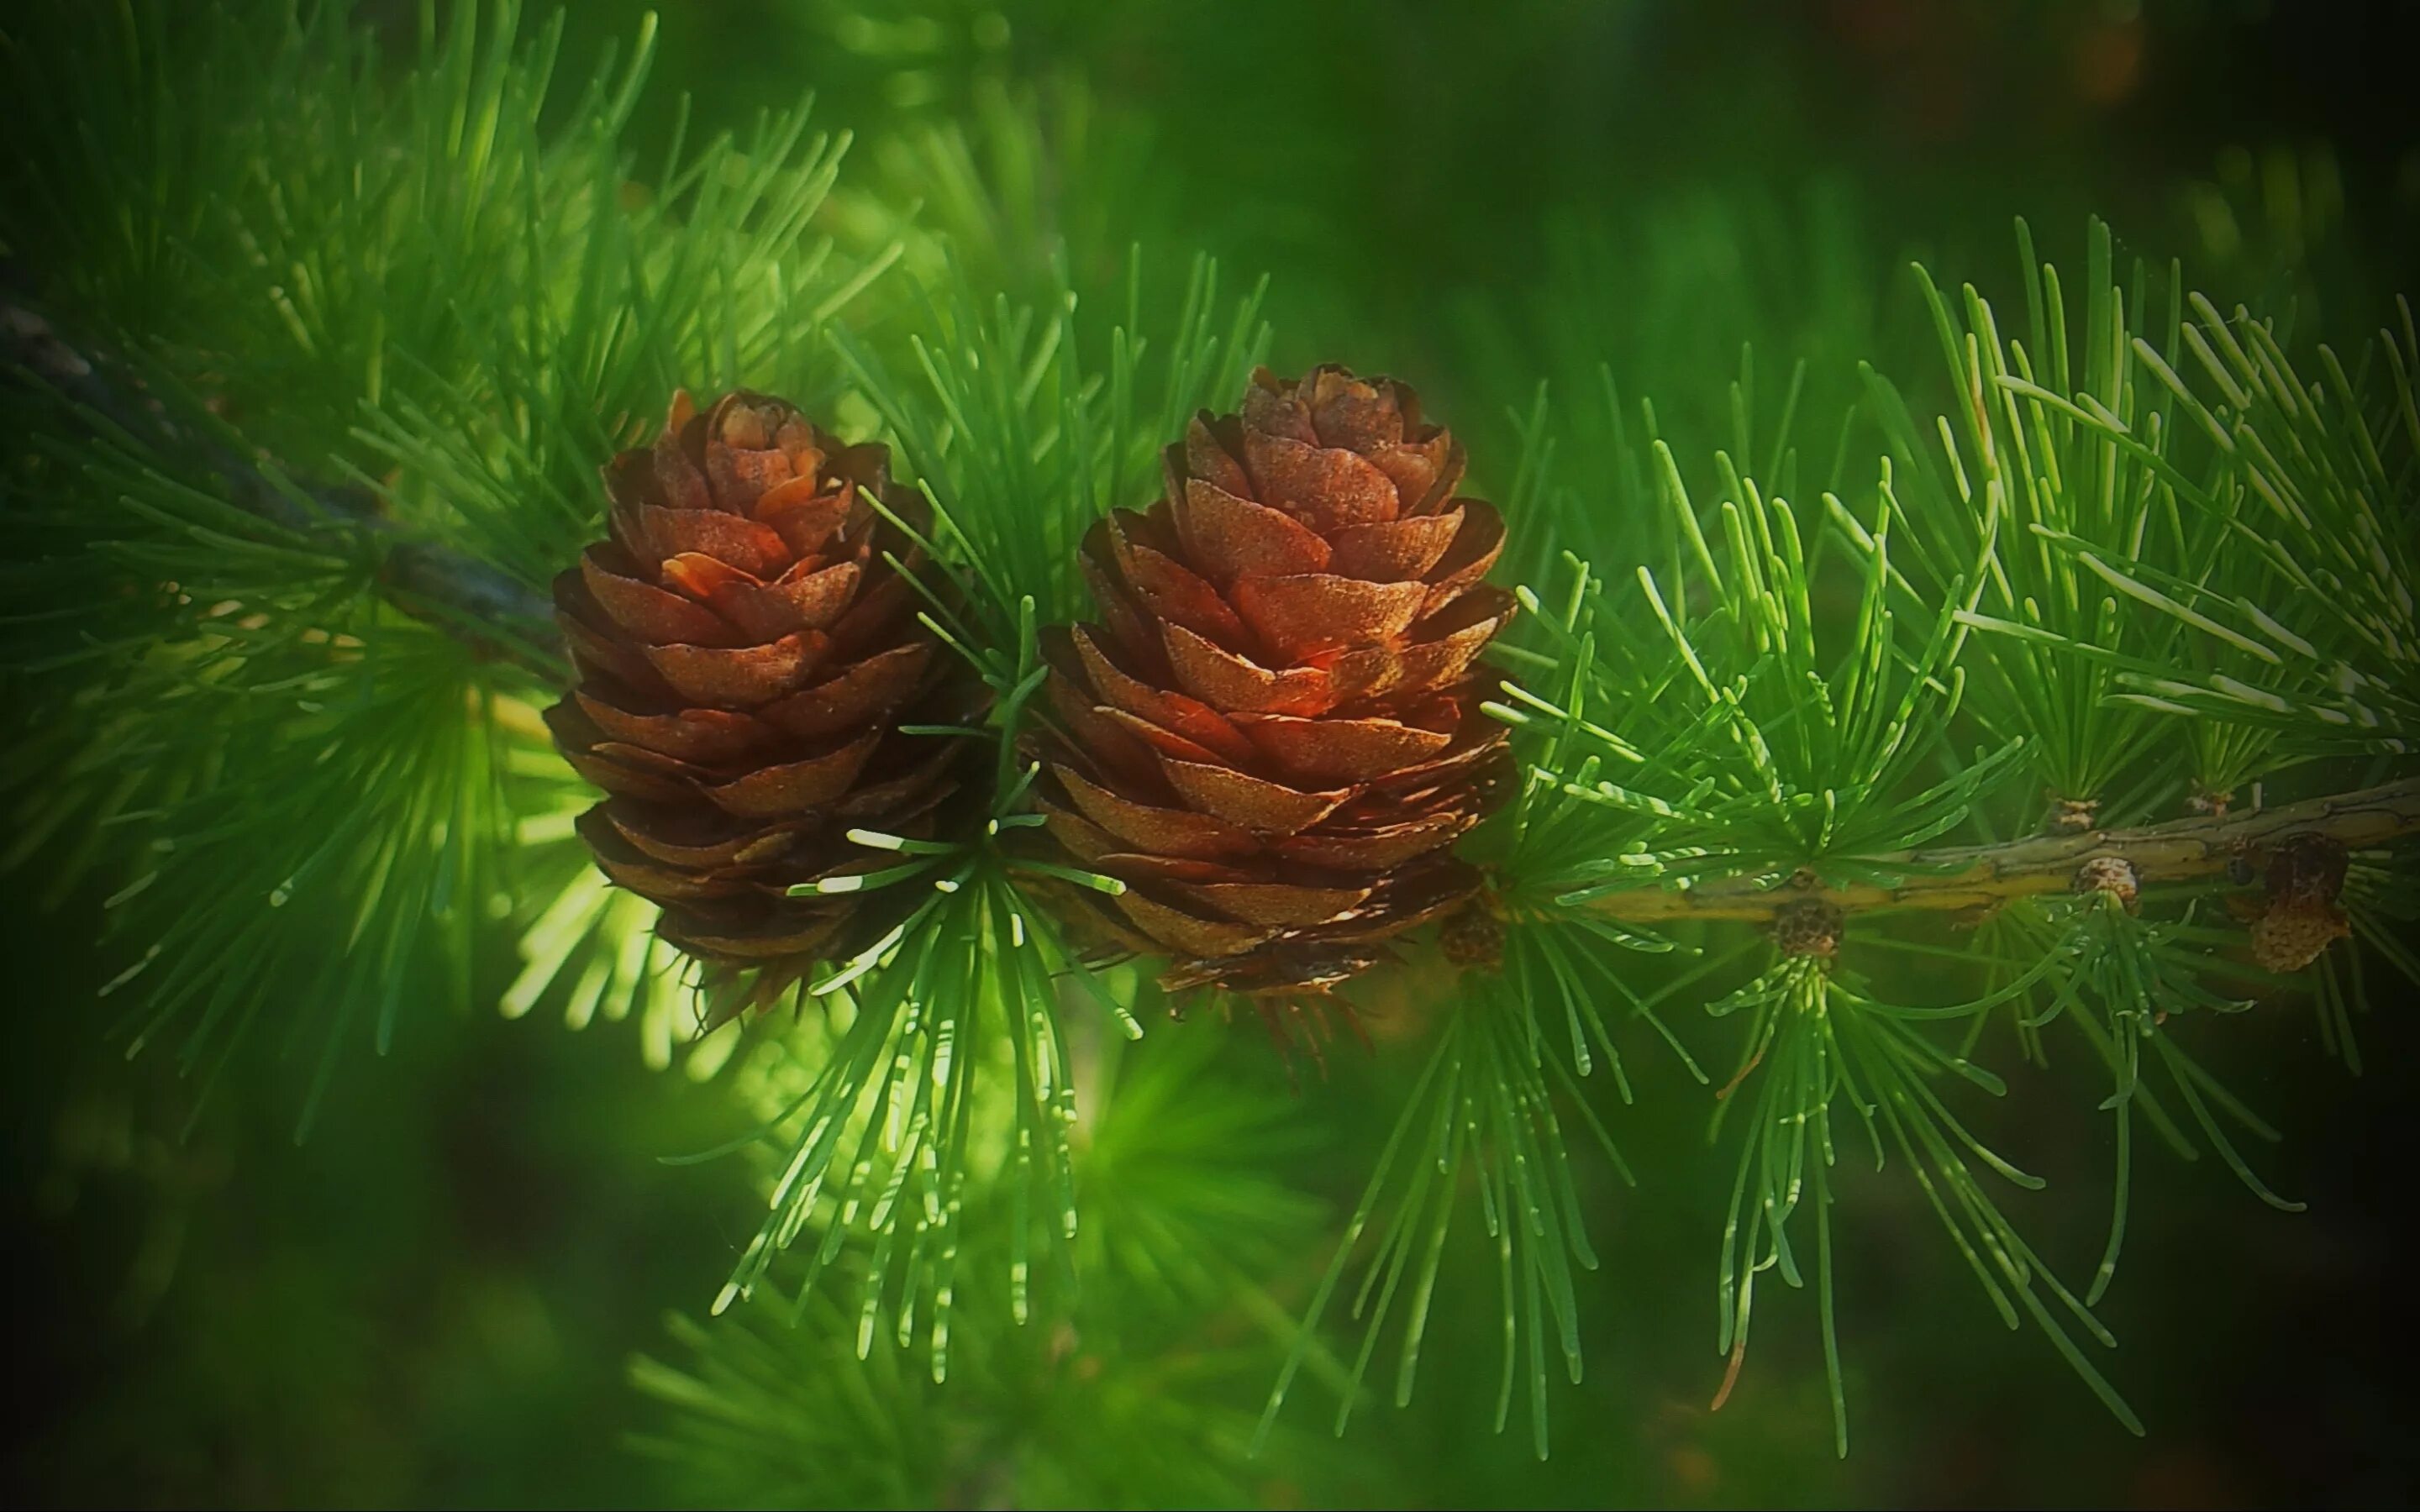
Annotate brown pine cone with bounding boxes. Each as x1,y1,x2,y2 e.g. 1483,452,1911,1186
545,390,961,990
2249,832,2354,973
1034,365,1517,997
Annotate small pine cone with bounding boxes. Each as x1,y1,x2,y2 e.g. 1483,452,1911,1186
1772,897,1845,959
546,391,961,983
2249,832,2353,973
2250,904,2352,974
1034,365,1516,997
2071,854,2140,911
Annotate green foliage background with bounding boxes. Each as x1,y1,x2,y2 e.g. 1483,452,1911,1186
4,0,2417,1505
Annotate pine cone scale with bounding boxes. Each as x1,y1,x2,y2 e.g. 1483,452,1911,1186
1237,713,1452,782
572,691,769,764
581,550,739,643
1059,627,1255,758
1271,816,1466,872
701,732,882,816
1182,881,1371,927
608,809,792,870
1232,574,1428,656
760,641,934,739
1157,622,1330,714
687,560,862,641
1051,765,1260,860
1174,478,1331,576
1158,759,1347,833
640,633,826,706
1114,889,1274,961
1324,509,1461,580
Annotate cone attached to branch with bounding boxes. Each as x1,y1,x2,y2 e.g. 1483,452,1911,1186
1035,365,1516,997
547,390,960,993
2247,832,2353,973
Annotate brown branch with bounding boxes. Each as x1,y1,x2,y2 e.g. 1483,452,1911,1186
1580,776,2420,925
3,283,563,680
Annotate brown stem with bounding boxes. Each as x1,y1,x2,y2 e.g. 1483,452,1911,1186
1580,776,2420,925
3,284,563,680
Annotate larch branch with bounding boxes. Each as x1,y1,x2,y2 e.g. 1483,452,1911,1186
1581,775,2420,924
3,284,564,680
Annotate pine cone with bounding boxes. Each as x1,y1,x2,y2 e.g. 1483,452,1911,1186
1034,365,1516,996
545,390,960,987
2249,832,2353,973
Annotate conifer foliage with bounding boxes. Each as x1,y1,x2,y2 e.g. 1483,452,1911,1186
4,1,2417,1503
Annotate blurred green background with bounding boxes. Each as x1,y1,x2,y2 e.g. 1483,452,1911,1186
6,1,2418,1505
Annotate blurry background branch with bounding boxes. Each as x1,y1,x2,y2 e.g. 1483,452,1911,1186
3,280,562,676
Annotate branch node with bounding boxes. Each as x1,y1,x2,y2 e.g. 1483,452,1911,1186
2265,832,2350,908
1439,899,1506,970
2070,855,2141,913
2045,790,2101,833
1771,897,1844,959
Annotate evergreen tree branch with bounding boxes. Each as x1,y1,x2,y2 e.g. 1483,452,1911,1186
1576,775,2420,924
3,282,560,677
